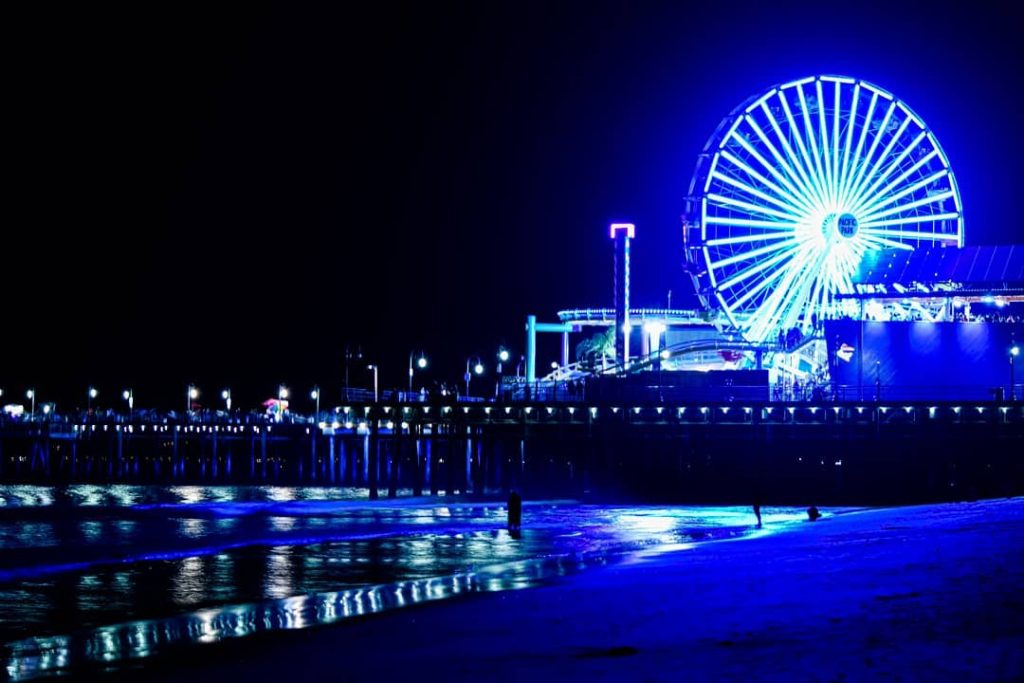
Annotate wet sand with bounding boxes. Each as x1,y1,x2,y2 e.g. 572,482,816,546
128,497,1024,682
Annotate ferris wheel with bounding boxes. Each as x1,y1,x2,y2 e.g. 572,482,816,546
685,75,963,343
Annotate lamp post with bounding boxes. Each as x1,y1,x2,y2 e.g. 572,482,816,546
310,386,320,421
187,385,199,420
88,387,98,414
367,365,379,403
408,351,428,395
465,356,484,397
221,388,232,412
26,389,35,420
496,348,510,399
277,385,289,420
1011,344,1020,402
122,389,134,421
344,345,363,401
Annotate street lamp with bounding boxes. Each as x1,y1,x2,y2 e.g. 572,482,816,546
344,345,363,401
367,365,379,403
310,386,320,420
408,351,428,394
496,347,511,400
221,388,232,412
122,389,134,420
465,356,484,397
1011,344,1020,402
187,385,199,419
88,387,98,414
26,389,35,420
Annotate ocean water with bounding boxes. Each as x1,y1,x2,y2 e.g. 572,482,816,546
0,485,810,679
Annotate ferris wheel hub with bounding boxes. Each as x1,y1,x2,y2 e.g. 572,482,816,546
821,212,859,241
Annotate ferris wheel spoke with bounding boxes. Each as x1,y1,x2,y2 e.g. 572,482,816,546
838,92,879,208
848,114,911,213
859,233,915,251
775,94,830,208
704,216,802,230
860,213,960,232
831,81,841,203
815,80,835,204
718,151,814,214
709,238,800,270
705,232,796,248
706,193,803,222
762,100,827,208
727,256,794,310
845,101,897,211
753,249,823,337
796,84,829,206
859,190,955,225
729,132,817,214
740,116,822,211
853,168,948,220
711,171,810,217
851,129,927,213
836,84,861,208
854,150,941,216
718,244,802,291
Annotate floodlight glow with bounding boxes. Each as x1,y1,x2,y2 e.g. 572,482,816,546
498,349,510,362
690,75,963,342
417,356,428,369
42,404,51,414
474,363,484,375
221,389,230,400
643,321,667,335
122,390,130,400
89,387,98,399
310,389,319,400
26,389,34,399
1012,346,1021,357
189,387,199,399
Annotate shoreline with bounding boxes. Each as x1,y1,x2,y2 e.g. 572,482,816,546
125,497,1024,682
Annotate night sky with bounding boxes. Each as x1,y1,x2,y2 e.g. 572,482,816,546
5,1,1023,411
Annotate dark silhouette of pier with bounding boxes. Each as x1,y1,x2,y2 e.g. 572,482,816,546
2,400,1022,505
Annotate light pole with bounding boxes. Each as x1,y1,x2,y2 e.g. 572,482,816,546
367,365,379,403
496,347,510,399
122,389,134,421
1011,343,1020,402
88,387,98,414
221,388,232,413
187,385,199,419
408,351,428,395
465,356,484,397
26,389,35,420
344,345,362,401
278,385,289,420
310,386,320,420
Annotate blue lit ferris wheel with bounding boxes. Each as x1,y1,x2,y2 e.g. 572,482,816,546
686,75,963,343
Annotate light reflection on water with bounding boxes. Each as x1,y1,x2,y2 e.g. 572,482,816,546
5,553,607,681
0,485,813,681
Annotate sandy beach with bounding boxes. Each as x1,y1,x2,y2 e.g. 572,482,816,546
121,498,1024,682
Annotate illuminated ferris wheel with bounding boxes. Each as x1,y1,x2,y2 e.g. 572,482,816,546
686,75,963,343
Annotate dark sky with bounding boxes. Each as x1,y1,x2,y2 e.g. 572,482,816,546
5,1,1023,410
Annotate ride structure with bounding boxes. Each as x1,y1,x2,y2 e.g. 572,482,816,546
521,75,1022,400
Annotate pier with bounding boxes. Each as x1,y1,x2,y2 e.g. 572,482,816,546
2,400,1022,504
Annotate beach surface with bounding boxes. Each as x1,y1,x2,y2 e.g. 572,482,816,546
131,497,1024,682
